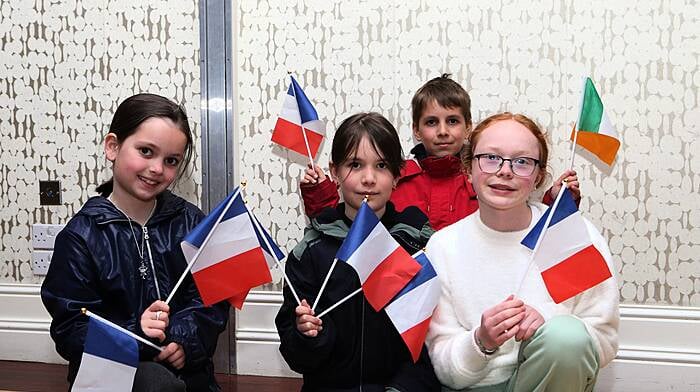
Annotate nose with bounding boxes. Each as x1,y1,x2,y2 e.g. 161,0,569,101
496,160,514,177
149,160,164,175
436,121,449,136
360,167,377,186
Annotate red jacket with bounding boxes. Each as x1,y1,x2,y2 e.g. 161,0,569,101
301,145,478,230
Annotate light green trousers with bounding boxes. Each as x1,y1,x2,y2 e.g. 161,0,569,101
464,315,600,392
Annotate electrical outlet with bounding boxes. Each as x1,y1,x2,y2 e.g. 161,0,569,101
32,224,64,249
32,250,53,276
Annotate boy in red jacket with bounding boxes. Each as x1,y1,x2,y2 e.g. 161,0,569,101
300,74,579,230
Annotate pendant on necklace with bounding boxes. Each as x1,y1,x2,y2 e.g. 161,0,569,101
138,258,148,279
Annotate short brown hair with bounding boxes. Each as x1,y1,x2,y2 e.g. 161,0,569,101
411,74,472,126
464,112,550,188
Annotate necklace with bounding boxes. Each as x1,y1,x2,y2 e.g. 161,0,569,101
107,195,158,280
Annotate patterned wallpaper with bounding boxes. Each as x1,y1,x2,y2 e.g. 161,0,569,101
236,1,700,306
0,1,201,284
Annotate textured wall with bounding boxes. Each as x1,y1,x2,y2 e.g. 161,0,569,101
0,1,200,284
236,0,700,305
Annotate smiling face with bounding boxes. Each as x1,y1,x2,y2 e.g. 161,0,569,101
413,100,470,158
468,119,543,228
330,135,397,220
105,117,187,213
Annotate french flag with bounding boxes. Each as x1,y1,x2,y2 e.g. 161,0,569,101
521,187,612,304
72,317,138,392
336,202,421,311
271,75,325,158
385,251,440,362
181,189,273,309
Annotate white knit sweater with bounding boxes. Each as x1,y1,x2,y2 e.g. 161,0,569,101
425,203,619,390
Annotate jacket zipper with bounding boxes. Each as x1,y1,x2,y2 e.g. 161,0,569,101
143,226,162,299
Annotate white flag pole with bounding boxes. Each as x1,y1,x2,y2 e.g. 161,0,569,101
82,308,164,352
568,123,579,170
514,182,568,297
246,207,302,306
315,250,424,318
288,74,316,169
165,187,243,305
312,258,337,312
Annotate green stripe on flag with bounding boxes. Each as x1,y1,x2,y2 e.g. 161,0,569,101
578,78,604,133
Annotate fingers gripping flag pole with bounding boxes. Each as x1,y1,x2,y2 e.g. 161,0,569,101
313,200,421,312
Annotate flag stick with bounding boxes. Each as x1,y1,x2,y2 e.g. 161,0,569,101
247,208,302,306
316,288,362,318
82,308,164,352
312,258,337,312
165,187,243,305
316,250,424,318
514,182,568,297
288,75,316,168
568,123,579,170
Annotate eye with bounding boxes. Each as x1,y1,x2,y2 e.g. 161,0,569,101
513,157,533,166
165,157,180,166
139,147,153,156
348,161,361,169
377,161,388,169
424,118,437,126
485,154,501,161
447,118,460,125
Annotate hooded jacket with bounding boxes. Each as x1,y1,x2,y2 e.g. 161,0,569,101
275,203,440,392
41,191,228,391
301,144,478,231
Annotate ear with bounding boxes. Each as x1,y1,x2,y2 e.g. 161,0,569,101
104,133,120,162
392,178,398,190
464,121,473,139
328,161,338,183
412,123,422,141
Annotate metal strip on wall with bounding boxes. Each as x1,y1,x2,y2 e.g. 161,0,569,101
199,0,235,374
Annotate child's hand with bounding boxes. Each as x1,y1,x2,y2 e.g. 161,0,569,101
550,169,580,201
476,295,525,351
155,342,186,370
295,299,323,337
140,300,170,342
301,164,327,186
514,304,544,342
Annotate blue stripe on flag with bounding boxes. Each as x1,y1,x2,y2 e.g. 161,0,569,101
250,213,285,260
83,317,138,368
335,202,379,262
289,76,319,123
183,188,247,248
521,188,578,249
391,252,438,300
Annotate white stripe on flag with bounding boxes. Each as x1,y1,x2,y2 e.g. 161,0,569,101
345,224,399,283
535,210,592,271
279,94,301,124
187,213,259,273
71,353,137,392
385,279,440,333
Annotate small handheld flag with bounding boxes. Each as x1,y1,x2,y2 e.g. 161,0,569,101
271,75,325,161
72,316,139,392
180,188,272,308
521,187,612,303
385,251,440,362
334,201,421,311
570,77,620,166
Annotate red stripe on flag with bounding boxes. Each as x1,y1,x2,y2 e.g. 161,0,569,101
400,317,432,363
541,245,612,304
271,117,323,158
192,247,272,306
362,247,420,311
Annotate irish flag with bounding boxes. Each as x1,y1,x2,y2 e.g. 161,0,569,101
521,187,612,304
570,77,620,165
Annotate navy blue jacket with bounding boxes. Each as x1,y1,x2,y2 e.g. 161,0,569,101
275,203,440,392
41,191,228,391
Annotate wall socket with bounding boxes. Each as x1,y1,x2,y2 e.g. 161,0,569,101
31,250,53,276
32,224,64,250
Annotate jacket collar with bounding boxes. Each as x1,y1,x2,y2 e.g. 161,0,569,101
405,143,465,179
79,190,186,226
311,202,399,241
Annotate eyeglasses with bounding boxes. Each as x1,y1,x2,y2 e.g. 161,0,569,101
474,153,540,177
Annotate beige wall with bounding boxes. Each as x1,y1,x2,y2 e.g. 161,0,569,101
236,0,700,306
0,1,201,284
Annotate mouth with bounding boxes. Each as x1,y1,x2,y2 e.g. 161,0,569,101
138,176,159,186
489,184,516,192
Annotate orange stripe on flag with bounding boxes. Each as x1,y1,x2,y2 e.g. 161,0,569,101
272,117,324,158
362,247,421,311
192,247,272,307
570,127,620,165
541,245,612,304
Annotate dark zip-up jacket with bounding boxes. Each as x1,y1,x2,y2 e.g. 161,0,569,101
275,202,441,392
41,191,228,391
